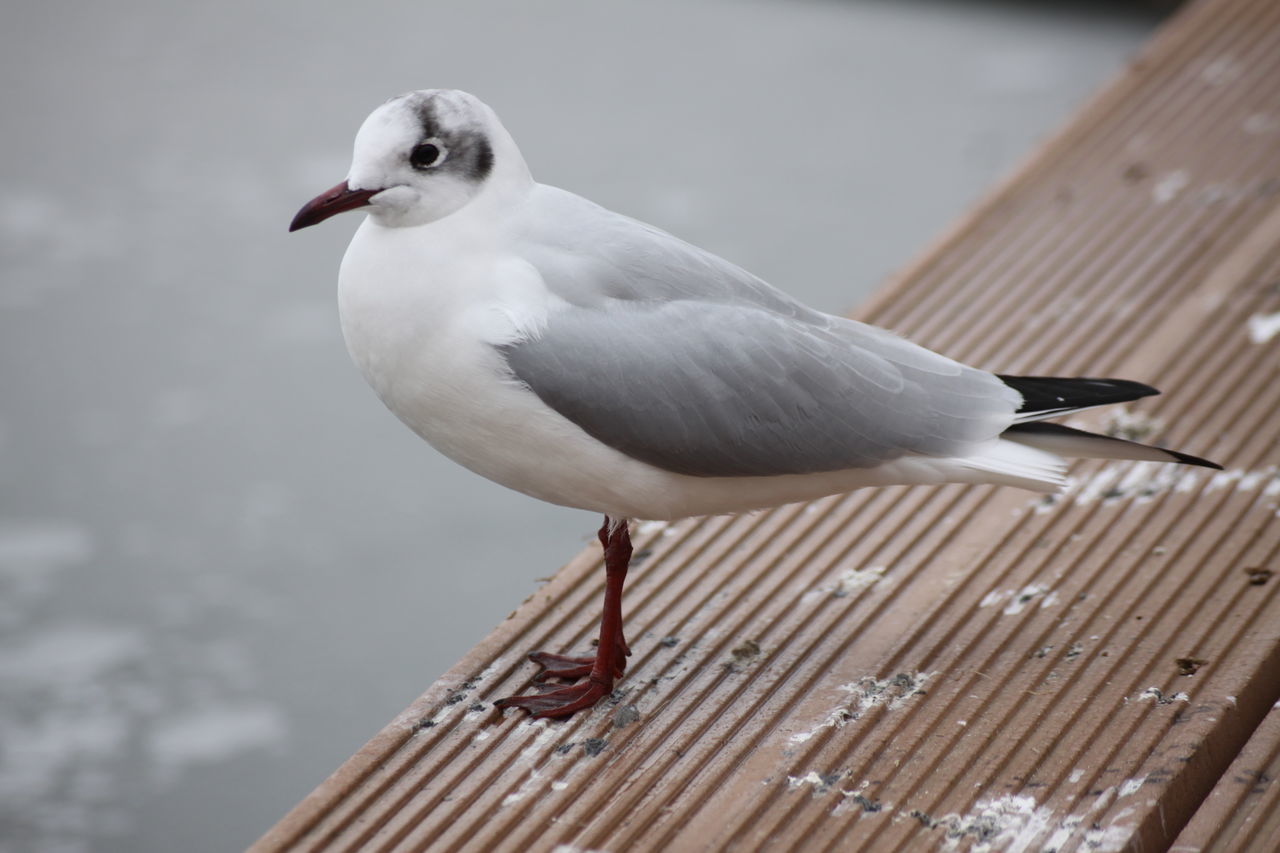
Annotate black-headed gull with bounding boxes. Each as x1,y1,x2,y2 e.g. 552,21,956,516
290,89,1219,719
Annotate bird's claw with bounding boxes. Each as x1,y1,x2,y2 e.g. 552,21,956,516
527,644,629,682
528,651,595,681
495,677,613,719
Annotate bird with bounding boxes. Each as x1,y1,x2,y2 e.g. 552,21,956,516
290,89,1219,719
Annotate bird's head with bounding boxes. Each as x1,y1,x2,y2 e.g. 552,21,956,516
290,89,526,231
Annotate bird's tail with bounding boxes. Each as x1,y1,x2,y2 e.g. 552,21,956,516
997,375,1221,470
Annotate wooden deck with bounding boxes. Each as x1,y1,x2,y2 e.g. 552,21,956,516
252,0,1280,849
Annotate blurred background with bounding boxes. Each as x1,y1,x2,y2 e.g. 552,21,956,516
1,1,1173,850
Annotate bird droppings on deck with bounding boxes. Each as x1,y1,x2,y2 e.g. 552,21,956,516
1244,566,1273,585
840,788,1143,852
508,719,558,763
1205,464,1280,495
1176,657,1207,676
725,639,763,671
933,794,1057,852
413,665,508,734
828,779,887,815
1032,461,1210,514
1243,111,1280,134
1200,54,1244,85
1079,463,1199,506
1246,311,1280,344
802,565,889,602
979,583,1056,615
1139,687,1190,705
1118,778,1146,798
851,671,934,713
500,769,547,808
582,738,608,757
788,779,1150,851
831,565,889,597
1099,407,1164,442
838,791,885,816
1152,170,1190,204
1122,162,1149,183
498,721,580,807
788,707,856,745
611,704,640,729
943,789,1145,852
789,672,935,744
786,770,846,794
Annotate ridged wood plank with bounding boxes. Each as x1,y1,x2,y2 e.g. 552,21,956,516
1171,699,1280,852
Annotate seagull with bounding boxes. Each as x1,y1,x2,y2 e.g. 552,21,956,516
290,89,1219,719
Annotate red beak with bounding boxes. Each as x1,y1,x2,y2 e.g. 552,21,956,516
289,181,380,232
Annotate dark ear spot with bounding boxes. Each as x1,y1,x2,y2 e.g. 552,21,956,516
413,101,440,139
470,137,494,181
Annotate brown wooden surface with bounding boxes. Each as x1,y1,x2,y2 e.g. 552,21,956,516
252,0,1280,849
1173,701,1280,851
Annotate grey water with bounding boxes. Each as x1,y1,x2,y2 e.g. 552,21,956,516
0,1,1164,850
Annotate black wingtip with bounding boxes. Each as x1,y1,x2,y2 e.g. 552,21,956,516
1166,449,1223,470
998,375,1162,415
1004,421,1222,469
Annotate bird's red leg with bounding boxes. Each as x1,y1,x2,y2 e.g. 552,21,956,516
526,519,630,680
496,516,632,718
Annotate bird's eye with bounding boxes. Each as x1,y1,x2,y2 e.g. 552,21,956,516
409,139,447,170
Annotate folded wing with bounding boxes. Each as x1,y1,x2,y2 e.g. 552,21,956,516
501,298,1020,478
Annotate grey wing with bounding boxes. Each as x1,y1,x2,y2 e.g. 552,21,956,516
516,185,826,319
501,298,1021,478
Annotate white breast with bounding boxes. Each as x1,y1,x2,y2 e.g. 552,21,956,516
336,215,661,514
